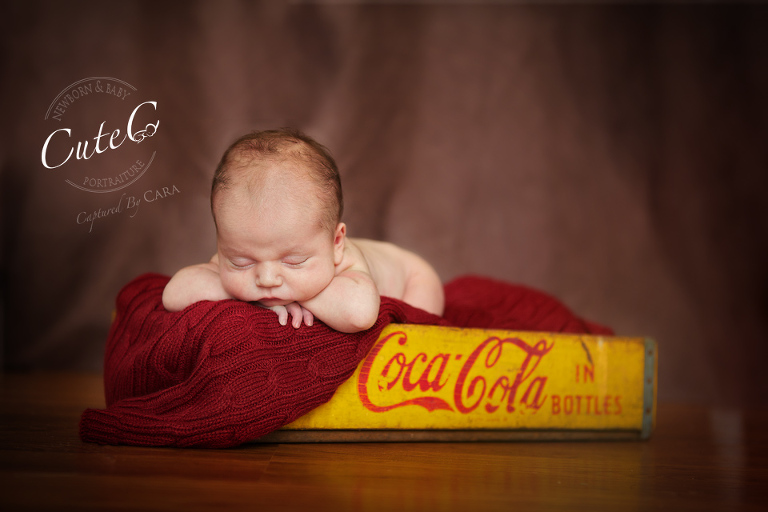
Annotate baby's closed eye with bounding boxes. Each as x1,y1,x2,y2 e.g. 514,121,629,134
229,258,254,270
282,256,309,268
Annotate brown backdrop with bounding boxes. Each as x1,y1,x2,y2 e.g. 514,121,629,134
1,1,766,406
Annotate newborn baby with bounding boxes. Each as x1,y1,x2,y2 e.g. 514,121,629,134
162,128,444,332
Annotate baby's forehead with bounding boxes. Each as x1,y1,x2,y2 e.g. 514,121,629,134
216,164,322,214
231,152,315,185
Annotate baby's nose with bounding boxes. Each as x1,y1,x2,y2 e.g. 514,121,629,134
256,263,282,287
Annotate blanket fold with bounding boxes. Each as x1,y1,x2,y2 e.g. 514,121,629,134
79,273,611,448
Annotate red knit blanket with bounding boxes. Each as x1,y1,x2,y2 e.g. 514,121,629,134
79,273,612,448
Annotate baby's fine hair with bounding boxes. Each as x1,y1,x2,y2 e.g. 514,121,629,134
211,128,343,230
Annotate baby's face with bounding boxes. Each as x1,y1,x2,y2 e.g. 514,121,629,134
214,182,344,307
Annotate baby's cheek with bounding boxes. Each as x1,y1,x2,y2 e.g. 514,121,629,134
314,266,338,294
221,273,247,301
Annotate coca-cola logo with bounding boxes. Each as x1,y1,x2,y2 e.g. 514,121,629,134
358,331,554,415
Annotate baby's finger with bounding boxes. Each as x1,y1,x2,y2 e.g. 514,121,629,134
274,305,288,326
286,302,303,329
302,307,314,327
256,302,288,325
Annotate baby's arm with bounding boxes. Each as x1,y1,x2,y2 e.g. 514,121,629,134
403,266,445,317
299,269,380,333
162,255,233,312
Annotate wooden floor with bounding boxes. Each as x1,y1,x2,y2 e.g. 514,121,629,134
1,373,767,511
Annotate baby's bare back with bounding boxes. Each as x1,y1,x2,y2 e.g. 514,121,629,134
347,238,445,315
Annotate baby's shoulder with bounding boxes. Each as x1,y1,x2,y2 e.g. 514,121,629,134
348,238,404,261
348,238,425,274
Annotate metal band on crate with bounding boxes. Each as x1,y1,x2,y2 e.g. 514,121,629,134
641,338,656,440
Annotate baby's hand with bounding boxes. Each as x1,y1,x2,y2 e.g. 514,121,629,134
258,302,314,329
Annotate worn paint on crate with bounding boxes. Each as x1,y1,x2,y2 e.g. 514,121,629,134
284,324,656,433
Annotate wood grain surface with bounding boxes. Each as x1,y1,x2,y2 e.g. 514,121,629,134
1,373,766,511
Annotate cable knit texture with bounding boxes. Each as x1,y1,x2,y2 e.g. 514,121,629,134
79,273,612,448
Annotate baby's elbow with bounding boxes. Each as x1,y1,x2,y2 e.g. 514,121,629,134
161,285,184,312
161,275,197,312
341,297,380,333
346,312,378,333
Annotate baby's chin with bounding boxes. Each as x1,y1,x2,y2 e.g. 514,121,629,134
252,298,292,308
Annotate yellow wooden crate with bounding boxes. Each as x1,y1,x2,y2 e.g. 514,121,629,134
257,324,657,442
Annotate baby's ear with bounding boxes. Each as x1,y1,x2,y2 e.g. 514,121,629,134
333,223,346,265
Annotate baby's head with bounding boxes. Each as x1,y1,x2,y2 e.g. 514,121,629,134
211,128,343,232
210,128,346,306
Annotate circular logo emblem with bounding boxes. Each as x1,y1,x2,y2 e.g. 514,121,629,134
41,77,160,193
